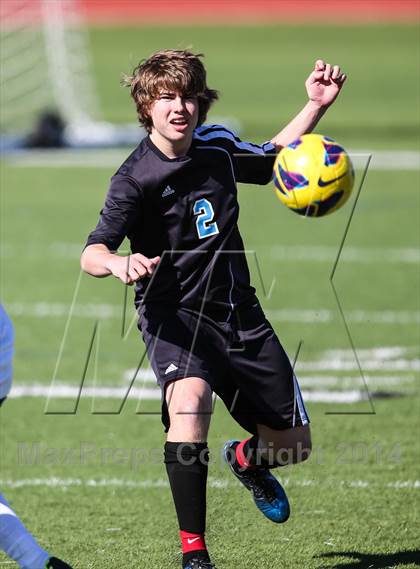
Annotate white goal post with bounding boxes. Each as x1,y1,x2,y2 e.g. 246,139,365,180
0,0,237,147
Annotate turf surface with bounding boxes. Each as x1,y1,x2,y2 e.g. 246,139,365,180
1,22,419,569
0,397,418,568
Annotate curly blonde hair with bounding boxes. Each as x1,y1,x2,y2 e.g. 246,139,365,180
124,50,218,132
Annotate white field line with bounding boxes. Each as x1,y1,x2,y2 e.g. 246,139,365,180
266,309,420,324
122,368,416,387
9,373,416,402
0,242,85,259
10,385,161,400
297,359,420,372
0,477,418,490
3,149,129,168
9,384,368,403
350,150,420,171
8,384,374,403
269,245,419,264
7,340,420,397
6,301,120,319
300,375,415,387
323,346,412,359
4,149,420,170
294,346,420,372
4,301,420,325
2,242,419,265
123,369,156,382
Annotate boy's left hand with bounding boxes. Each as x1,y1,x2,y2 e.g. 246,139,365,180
305,59,347,108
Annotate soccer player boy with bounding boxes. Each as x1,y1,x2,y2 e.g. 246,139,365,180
0,305,73,569
81,50,346,569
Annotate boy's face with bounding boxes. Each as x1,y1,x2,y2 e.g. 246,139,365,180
149,90,199,147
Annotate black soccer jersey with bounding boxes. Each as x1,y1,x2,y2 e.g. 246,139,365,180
85,124,277,313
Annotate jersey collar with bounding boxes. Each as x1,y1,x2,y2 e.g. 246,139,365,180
146,135,193,163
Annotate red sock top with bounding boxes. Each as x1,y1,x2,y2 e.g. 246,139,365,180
180,530,207,554
235,437,257,470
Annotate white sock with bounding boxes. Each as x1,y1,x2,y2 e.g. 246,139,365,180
0,493,50,569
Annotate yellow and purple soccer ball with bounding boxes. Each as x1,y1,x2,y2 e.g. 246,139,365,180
273,134,355,217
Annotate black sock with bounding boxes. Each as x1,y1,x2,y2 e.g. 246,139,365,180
164,442,210,566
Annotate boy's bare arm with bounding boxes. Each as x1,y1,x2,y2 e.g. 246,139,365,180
81,244,160,286
271,59,347,151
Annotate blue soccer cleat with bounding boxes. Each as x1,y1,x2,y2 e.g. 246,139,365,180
223,440,290,524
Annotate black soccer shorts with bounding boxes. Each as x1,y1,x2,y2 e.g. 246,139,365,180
138,300,309,434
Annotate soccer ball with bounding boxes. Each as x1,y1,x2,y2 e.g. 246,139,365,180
273,134,355,217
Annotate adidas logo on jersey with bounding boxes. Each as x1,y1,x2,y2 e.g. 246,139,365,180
165,363,178,375
162,185,175,198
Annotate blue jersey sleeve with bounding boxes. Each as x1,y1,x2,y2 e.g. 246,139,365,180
194,124,277,185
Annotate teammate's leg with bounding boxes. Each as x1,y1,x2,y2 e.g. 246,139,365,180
0,493,72,568
0,307,72,569
164,377,214,569
0,492,49,569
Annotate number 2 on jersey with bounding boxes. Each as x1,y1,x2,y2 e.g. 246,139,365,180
193,198,219,239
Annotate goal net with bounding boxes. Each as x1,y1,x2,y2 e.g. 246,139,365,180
0,0,101,137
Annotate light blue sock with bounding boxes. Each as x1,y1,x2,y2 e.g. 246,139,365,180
0,493,50,569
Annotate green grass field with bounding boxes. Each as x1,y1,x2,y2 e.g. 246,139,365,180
88,24,419,149
1,23,419,569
